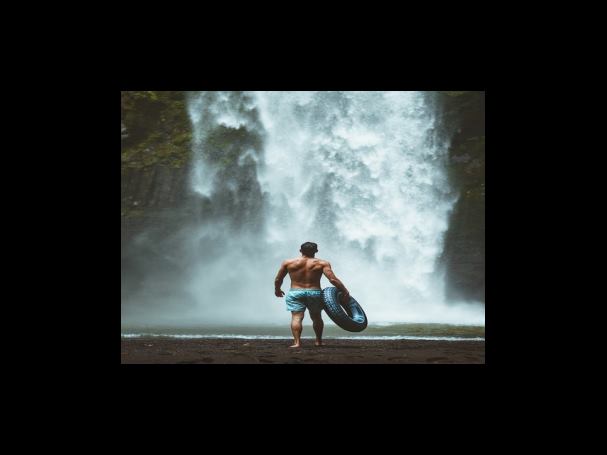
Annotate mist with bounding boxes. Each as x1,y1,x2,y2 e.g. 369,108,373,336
121,91,485,328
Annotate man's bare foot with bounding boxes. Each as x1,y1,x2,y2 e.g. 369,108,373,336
289,344,301,348
315,341,323,347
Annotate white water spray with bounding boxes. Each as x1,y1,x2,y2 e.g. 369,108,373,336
183,91,484,326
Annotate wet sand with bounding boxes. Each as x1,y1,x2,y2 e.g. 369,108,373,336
121,338,485,364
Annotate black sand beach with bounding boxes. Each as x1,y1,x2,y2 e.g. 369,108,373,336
121,338,485,364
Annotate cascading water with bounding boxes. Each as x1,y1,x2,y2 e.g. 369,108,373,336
182,91,484,326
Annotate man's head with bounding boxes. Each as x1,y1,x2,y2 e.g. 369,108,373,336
300,241,318,257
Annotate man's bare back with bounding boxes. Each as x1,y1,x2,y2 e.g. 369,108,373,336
274,257,349,303
283,256,325,289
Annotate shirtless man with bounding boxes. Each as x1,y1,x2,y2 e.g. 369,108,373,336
274,241,350,348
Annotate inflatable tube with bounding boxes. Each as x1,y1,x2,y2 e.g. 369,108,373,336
322,287,368,332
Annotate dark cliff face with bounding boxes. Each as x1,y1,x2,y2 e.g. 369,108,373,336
121,91,485,305
121,91,193,241
121,91,196,305
437,91,485,302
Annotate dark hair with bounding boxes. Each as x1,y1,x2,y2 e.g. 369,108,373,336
300,241,318,256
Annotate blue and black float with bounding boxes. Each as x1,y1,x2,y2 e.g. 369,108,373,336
321,287,368,332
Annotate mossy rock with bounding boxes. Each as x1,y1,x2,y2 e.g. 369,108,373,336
121,91,192,169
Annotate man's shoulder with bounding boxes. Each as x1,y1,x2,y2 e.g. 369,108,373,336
283,257,329,265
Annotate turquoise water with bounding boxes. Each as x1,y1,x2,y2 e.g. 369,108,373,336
121,323,485,341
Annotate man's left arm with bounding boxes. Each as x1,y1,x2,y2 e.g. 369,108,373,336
274,261,288,297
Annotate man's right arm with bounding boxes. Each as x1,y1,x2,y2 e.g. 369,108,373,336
274,260,289,297
322,262,350,304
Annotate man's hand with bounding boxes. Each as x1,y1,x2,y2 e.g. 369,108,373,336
274,261,288,298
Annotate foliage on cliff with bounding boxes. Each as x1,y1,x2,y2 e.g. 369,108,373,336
121,91,193,220
121,91,192,169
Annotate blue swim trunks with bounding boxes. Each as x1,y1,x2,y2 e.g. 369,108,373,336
285,289,324,313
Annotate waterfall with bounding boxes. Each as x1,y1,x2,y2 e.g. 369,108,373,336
182,91,484,325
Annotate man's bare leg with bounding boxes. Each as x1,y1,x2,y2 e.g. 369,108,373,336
310,311,324,346
290,311,304,348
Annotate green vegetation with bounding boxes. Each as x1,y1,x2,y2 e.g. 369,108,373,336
121,91,192,169
121,91,193,219
121,208,146,218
